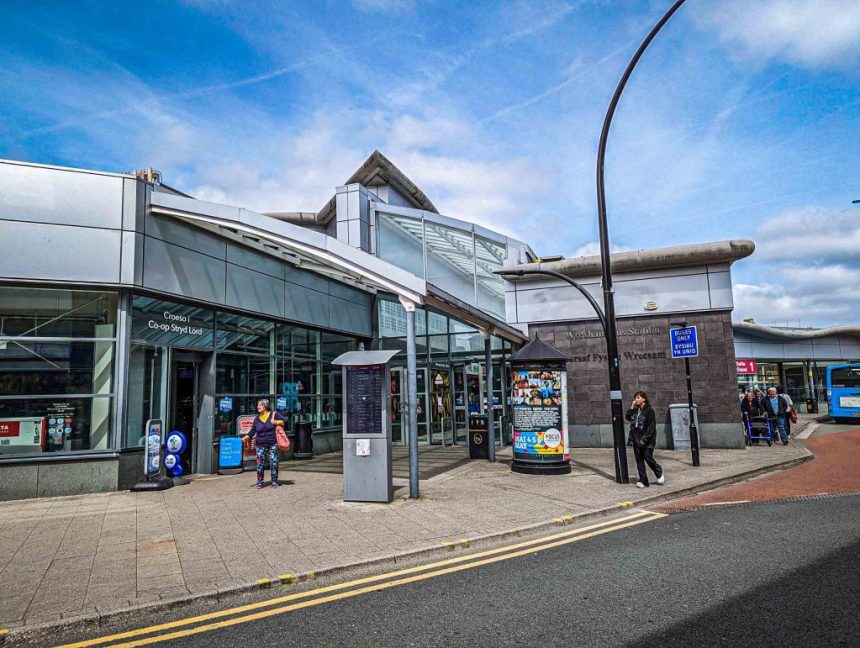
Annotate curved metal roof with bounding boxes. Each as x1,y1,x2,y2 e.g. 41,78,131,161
733,322,860,340
505,239,755,279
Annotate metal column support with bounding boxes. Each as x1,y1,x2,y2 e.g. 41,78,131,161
401,297,420,498
483,331,496,463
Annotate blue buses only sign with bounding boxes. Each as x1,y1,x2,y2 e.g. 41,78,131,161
670,326,699,358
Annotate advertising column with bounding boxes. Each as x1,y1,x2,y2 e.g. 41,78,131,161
509,336,572,475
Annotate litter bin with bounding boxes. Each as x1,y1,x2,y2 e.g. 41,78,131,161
805,398,819,414
468,414,489,460
669,404,699,451
293,421,314,459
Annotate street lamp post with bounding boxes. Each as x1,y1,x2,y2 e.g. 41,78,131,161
495,268,628,482
595,0,687,485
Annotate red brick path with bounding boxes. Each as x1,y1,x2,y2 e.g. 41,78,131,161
659,427,860,509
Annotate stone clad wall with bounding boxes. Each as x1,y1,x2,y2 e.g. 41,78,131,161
531,311,743,448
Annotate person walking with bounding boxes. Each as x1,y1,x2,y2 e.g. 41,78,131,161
762,387,789,445
625,391,664,488
242,399,286,489
741,390,766,421
777,385,794,438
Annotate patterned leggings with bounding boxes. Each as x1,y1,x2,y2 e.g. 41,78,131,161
255,444,279,485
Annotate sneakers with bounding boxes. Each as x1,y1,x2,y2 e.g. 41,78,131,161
255,482,263,489
656,474,665,485
271,481,279,489
636,481,646,488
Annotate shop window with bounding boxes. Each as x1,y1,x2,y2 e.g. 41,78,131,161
0,287,116,338
124,345,163,448
0,287,117,456
216,312,275,354
216,353,272,395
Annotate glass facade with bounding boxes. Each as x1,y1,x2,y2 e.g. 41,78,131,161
126,295,360,449
375,211,508,318
377,298,513,445
0,287,116,456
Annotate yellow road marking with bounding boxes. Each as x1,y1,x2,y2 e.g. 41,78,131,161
59,510,661,648
88,512,666,648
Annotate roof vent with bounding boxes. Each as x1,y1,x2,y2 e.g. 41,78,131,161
131,168,162,184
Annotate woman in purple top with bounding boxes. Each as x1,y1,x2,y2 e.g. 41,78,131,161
242,399,285,489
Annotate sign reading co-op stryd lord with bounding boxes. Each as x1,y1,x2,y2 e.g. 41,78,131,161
131,296,214,349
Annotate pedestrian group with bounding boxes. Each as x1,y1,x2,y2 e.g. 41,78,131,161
740,385,795,445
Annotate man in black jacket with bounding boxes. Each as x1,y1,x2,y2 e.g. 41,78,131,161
762,387,789,445
625,391,664,488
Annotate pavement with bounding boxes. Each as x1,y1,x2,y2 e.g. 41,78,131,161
0,420,818,641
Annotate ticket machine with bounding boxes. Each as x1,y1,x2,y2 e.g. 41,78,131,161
332,350,398,503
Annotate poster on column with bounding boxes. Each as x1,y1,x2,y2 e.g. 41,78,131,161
511,369,569,461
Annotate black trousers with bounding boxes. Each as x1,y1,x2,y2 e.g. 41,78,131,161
633,445,662,486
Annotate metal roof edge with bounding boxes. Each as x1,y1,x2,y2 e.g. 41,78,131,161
504,239,755,280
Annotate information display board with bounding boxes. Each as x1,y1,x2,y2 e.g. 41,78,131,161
345,365,383,436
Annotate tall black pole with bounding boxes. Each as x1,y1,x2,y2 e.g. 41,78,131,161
684,356,700,467
596,0,686,484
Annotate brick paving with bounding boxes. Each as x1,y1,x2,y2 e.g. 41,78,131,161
0,440,810,630
660,424,860,509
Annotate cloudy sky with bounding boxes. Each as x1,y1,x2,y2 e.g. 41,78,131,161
1,0,858,326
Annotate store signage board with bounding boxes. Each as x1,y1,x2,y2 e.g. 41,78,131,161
235,415,257,461
736,359,758,375
345,365,383,435
670,326,699,359
144,419,163,478
218,436,244,470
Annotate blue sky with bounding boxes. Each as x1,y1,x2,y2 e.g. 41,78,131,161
1,0,859,326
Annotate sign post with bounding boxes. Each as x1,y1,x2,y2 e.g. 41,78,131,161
670,324,700,467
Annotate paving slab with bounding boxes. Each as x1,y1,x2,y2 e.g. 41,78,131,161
0,438,812,640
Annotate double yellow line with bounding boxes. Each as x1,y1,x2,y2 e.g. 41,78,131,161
59,510,665,648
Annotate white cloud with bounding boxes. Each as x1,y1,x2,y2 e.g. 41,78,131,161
569,241,629,258
755,207,860,265
386,149,550,237
733,206,860,326
694,0,860,69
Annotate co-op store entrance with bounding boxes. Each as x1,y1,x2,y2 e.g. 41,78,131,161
140,347,213,476
390,363,507,446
